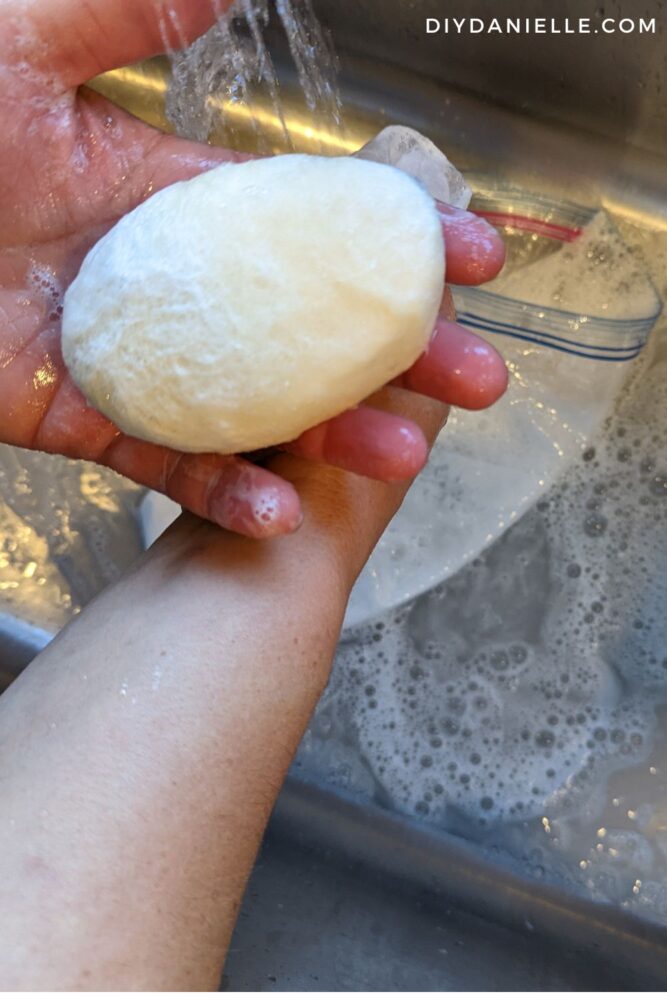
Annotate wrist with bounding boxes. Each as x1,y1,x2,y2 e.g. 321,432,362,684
139,511,351,695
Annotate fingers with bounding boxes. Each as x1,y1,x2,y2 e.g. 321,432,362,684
287,405,429,483
286,316,507,485
395,318,509,410
265,386,450,588
285,294,507,483
12,0,232,91
101,439,303,539
39,377,303,539
0,323,301,538
35,372,120,460
438,202,506,285
0,294,495,533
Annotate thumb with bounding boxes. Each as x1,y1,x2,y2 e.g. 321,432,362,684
5,0,232,91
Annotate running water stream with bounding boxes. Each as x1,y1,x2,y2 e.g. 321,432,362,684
164,0,342,151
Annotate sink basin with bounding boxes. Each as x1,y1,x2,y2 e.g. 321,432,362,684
2,0,667,989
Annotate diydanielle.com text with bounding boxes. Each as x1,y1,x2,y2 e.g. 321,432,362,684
425,17,656,35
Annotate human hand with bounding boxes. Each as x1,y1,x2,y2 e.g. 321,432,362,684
0,0,507,540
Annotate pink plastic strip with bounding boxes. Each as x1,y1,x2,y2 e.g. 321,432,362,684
474,210,582,242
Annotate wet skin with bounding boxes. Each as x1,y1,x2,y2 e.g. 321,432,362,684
0,1,507,538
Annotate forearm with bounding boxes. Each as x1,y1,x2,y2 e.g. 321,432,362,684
0,391,445,990
0,504,350,989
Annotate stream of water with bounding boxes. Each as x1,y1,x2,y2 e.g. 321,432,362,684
164,0,341,151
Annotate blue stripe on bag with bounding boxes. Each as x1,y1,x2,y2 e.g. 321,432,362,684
458,315,644,362
454,182,663,363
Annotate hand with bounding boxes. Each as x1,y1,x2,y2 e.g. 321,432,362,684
0,0,507,539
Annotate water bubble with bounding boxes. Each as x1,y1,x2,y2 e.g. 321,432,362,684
584,513,608,537
490,650,510,671
649,472,667,497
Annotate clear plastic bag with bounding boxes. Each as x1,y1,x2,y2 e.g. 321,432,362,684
344,169,662,627
139,133,663,632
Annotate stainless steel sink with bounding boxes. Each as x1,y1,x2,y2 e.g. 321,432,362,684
2,0,667,989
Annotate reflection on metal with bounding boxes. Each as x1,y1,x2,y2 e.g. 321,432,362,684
91,59,367,156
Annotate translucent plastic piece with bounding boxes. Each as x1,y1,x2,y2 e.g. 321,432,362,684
354,126,472,209
344,194,663,628
488,211,662,319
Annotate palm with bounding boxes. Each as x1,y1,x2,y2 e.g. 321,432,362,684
0,1,507,538
0,81,282,535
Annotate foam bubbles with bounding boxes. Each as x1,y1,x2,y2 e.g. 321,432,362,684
25,261,64,324
297,221,667,918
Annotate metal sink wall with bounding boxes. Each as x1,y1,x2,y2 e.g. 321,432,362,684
313,0,667,157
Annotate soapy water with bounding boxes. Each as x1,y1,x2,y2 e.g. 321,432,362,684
488,210,661,319
25,263,64,326
297,323,667,919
